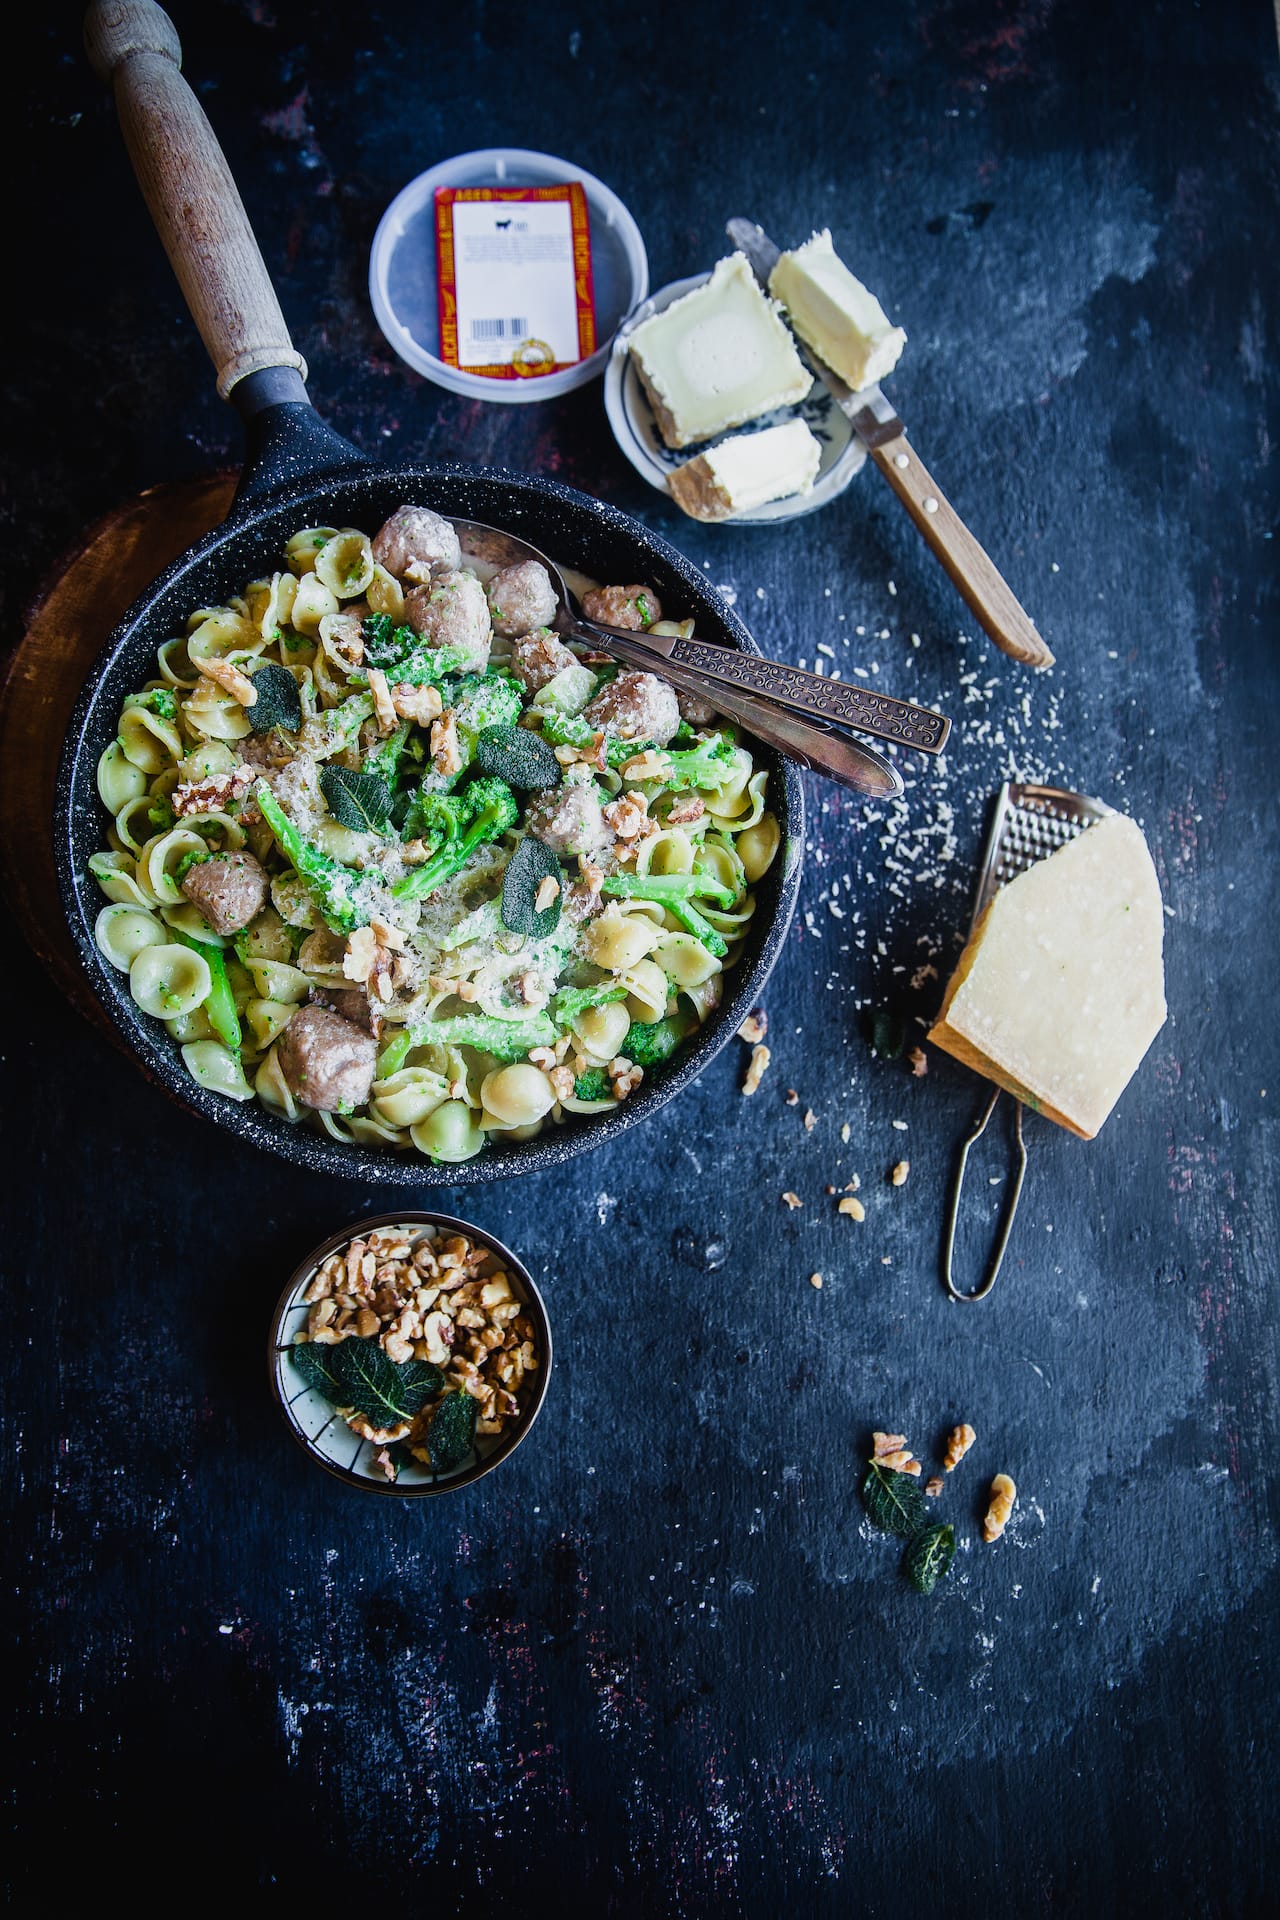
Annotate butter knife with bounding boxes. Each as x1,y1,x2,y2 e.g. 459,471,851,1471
726,217,1054,670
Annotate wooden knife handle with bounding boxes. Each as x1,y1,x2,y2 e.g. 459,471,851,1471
83,0,306,399
870,432,1055,669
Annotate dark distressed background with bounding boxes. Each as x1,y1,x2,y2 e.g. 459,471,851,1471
4,0,1277,1909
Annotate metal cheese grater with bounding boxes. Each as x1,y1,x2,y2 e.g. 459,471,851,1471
943,782,1115,1302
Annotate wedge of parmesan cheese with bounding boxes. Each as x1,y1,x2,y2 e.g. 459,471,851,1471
928,813,1167,1140
667,419,822,521
768,229,906,392
627,254,812,450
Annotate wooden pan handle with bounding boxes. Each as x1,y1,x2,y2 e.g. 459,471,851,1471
869,432,1055,669
84,0,306,399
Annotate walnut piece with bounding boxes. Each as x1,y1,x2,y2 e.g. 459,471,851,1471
943,1422,976,1472
741,1043,771,1095
737,1007,768,1045
890,1160,910,1187
871,1431,922,1476
982,1473,1017,1542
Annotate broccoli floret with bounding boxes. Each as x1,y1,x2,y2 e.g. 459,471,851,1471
401,786,472,858
599,869,735,957
446,672,524,765
377,1009,559,1077
254,780,367,935
303,691,375,754
536,710,655,768
571,1067,613,1102
553,983,628,1026
619,1016,688,1069
392,777,519,902
363,721,412,789
123,687,179,722
635,732,736,792
358,614,472,686
171,928,242,1053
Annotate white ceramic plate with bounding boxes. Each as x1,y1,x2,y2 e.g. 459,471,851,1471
604,272,867,525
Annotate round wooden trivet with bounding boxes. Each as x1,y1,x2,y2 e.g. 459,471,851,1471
0,471,237,1039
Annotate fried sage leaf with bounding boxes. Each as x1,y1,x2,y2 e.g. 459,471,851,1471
421,1390,478,1472
861,1460,928,1539
247,662,302,734
865,1008,909,1061
474,723,562,791
327,1337,443,1425
288,1339,345,1399
501,834,562,939
905,1523,956,1595
320,765,392,833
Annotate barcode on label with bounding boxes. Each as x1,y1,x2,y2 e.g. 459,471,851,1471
470,317,529,341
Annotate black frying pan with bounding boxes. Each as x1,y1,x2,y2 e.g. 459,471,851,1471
54,0,803,1186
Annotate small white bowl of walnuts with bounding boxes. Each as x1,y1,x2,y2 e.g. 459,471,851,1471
270,1212,551,1495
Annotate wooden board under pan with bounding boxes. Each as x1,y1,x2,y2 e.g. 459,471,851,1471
0,472,237,1043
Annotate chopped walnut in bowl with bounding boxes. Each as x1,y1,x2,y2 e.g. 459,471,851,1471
269,1211,551,1495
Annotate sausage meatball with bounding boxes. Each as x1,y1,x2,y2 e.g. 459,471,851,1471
509,629,580,693
403,569,493,672
580,583,662,631
180,850,269,936
525,780,610,857
582,670,680,747
276,1003,378,1112
677,687,721,728
312,986,383,1039
486,560,558,638
371,506,461,584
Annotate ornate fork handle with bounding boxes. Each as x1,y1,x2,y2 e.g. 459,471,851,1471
664,638,950,754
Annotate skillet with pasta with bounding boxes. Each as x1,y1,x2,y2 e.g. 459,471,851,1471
88,505,781,1163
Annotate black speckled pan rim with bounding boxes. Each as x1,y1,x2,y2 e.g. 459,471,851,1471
54,461,805,1184
268,1208,552,1497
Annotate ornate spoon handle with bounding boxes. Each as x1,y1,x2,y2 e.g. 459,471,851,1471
582,624,950,755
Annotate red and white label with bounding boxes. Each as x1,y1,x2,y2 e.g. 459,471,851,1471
435,184,596,379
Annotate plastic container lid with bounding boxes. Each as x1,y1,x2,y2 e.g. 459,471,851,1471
370,147,648,404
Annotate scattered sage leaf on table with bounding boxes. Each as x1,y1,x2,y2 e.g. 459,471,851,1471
247,662,302,734
321,765,392,833
327,1337,443,1425
475,723,562,791
905,1523,956,1595
288,1339,345,1400
864,1008,909,1060
422,1390,478,1472
502,835,563,938
862,1460,929,1538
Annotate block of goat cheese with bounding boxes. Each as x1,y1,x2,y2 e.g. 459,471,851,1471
667,419,823,521
768,229,907,392
927,813,1167,1140
627,254,812,450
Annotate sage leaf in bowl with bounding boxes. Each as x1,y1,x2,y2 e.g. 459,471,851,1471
327,1337,444,1426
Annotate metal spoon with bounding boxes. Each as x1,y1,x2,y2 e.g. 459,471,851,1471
451,518,951,799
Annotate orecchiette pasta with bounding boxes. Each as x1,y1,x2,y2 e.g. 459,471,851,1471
88,511,781,1160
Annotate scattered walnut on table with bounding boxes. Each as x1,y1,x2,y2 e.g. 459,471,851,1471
741,1043,771,1095
943,1422,977,1472
838,1195,866,1221
982,1473,1017,1541
924,1475,945,1498
781,1191,803,1210
890,1160,910,1187
738,1007,768,1045
871,1431,922,1476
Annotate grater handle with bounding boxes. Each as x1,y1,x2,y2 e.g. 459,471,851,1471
942,1087,1029,1303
